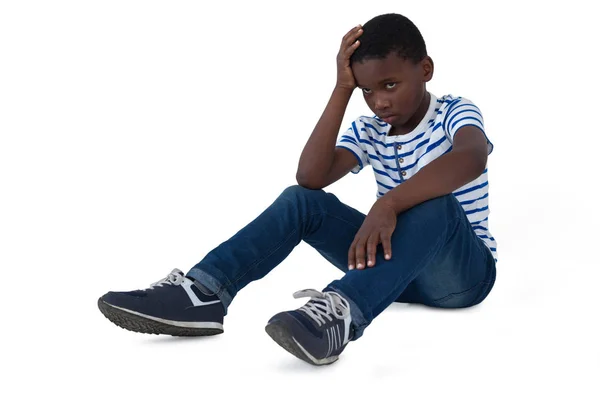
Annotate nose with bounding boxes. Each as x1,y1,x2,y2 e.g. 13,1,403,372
374,94,391,112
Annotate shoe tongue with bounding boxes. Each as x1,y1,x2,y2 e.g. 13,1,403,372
311,298,328,307
310,298,346,318
172,268,184,276
307,299,332,318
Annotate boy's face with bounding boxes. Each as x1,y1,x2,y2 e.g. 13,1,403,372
352,52,433,132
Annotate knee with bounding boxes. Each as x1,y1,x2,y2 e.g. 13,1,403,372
415,194,459,213
280,184,325,201
401,194,462,223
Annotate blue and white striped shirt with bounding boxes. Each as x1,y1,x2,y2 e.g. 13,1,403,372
336,93,497,262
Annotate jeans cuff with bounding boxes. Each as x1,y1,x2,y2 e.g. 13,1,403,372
324,283,371,340
186,267,234,315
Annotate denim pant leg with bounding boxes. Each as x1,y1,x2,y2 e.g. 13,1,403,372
324,194,497,340
186,185,366,315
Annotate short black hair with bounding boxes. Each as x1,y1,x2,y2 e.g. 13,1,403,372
350,13,427,65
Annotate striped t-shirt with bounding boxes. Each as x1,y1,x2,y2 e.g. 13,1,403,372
336,93,497,262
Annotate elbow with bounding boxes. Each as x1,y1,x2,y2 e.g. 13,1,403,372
464,147,488,178
296,173,325,190
474,151,488,175
466,154,487,182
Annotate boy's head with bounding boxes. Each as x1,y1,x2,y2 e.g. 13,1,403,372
350,13,434,133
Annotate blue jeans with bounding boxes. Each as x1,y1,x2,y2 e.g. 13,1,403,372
187,185,497,340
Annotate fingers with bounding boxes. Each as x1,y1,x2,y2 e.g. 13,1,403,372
341,25,363,55
348,241,356,270
354,237,366,269
349,231,393,271
381,232,392,261
342,24,362,43
345,36,361,57
366,235,378,268
348,237,366,270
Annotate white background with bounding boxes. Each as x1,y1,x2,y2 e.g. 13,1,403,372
1,0,598,399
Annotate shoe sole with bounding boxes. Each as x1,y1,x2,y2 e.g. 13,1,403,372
265,320,338,366
98,298,223,336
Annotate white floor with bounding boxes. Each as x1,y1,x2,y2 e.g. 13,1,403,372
8,245,598,400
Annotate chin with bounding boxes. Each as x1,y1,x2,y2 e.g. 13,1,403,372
393,116,408,126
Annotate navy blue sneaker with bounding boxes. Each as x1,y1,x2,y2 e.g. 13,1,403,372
265,289,354,366
98,268,224,336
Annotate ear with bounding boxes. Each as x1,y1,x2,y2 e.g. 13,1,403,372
422,56,434,82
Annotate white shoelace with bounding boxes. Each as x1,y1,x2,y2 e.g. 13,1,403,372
294,289,350,327
148,268,185,289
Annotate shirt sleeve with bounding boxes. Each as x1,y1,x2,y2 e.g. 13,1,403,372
334,119,370,174
444,97,494,155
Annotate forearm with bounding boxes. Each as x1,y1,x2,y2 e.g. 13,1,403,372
380,148,486,214
296,85,354,185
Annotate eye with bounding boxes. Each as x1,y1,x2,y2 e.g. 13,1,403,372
362,88,372,94
385,82,396,89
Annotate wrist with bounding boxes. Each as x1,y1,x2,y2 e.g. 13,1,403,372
377,196,398,214
334,84,355,94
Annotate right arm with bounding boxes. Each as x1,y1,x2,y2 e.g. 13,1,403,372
296,86,358,189
296,24,364,189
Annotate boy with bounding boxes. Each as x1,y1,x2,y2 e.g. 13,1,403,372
98,13,497,366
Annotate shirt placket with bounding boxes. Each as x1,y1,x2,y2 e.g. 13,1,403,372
393,143,407,183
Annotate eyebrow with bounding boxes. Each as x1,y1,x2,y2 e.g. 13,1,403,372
357,77,397,88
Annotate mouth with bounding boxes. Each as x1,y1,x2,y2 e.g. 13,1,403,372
379,114,398,124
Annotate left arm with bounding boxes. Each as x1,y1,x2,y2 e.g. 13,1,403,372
380,125,489,214
348,125,489,270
